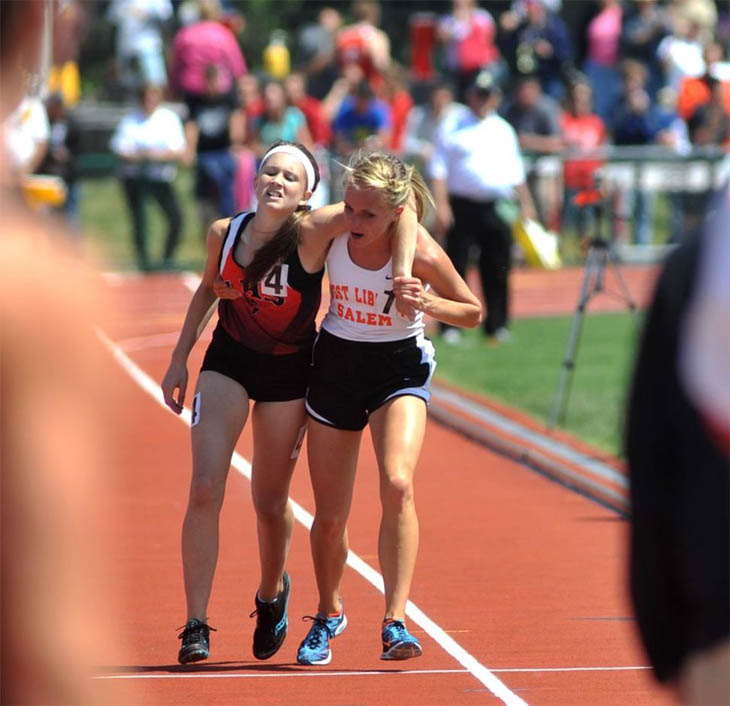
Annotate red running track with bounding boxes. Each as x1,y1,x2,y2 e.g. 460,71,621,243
90,271,672,706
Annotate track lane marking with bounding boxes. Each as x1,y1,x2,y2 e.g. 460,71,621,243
96,327,528,706
92,666,651,681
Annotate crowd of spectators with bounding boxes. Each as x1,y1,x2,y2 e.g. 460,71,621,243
4,0,729,269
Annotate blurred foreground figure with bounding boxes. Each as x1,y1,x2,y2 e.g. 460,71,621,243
626,184,729,705
1,2,128,703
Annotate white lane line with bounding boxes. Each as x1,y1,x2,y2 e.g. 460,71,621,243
181,271,202,293
92,669,470,681
117,332,184,353
96,328,528,706
91,665,652,681
491,666,650,673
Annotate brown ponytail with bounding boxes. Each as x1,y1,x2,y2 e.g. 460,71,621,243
243,205,311,286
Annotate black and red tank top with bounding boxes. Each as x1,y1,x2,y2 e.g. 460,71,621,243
218,211,324,355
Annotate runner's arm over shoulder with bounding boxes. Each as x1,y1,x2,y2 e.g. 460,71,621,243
398,226,483,329
392,191,419,278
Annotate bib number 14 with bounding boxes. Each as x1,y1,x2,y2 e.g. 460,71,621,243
260,264,289,298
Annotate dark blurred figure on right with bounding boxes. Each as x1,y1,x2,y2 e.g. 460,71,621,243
626,184,729,706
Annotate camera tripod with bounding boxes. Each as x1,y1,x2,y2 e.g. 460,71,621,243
548,199,637,429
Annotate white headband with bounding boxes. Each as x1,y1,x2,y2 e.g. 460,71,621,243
260,145,316,193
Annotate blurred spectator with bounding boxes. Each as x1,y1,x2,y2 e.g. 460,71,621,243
437,0,502,102
36,92,83,226
656,14,705,91
378,63,414,155
502,0,574,101
263,29,291,81
626,184,729,706
677,41,730,124
687,77,730,147
110,84,186,271
403,79,469,175
107,0,172,93
48,0,86,108
620,0,669,98
283,71,332,147
335,0,391,91
185,63,245,228
666,0,718,46
610,57,650,128
3,94,49,180
560,78,606,242
250,80,312,157
238,72,265,129
295,6,342,100
500,0,563,30
409,11,439,83
429,69,536,344
612,85,662,245
612,57,695,245
503,74,562,153
331,78,391,158
583,0,623,124
169,0,247,110
502,74,562,226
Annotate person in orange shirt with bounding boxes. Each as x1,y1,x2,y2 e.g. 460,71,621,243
677,41,730,123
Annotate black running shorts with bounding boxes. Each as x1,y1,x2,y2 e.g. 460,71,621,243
201,323,312,402
305,328,436,431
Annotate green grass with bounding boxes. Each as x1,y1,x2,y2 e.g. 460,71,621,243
80,168,207,271
432,312,641,457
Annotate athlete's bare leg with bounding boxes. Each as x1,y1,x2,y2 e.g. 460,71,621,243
250,399,307,600
183,371,250,621
306,419,362,615
368,396,427,622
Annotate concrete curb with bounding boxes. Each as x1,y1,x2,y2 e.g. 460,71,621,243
429,381,630,517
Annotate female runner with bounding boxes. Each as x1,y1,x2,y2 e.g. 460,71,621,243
161,141,417,664
297,151,482,665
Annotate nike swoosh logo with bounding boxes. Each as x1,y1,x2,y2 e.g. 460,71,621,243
385,275,393,280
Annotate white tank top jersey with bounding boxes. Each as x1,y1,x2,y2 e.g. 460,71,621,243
321,234,426,342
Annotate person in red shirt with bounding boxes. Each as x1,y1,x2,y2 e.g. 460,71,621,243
283,71,332,147
559,78,606,242
437,0,501,101
378,63,414,155
335,0,391,91
677,42,730,127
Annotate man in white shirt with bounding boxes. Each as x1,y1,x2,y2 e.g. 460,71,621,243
429,69,536,343
110,83,186,270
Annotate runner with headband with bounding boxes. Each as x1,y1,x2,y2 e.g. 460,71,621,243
161,140,418,664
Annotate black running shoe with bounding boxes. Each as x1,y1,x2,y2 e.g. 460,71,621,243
250,571,291,660
177,619,216,664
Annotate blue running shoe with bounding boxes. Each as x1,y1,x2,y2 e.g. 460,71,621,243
296,610,348,665
380,619,422,660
